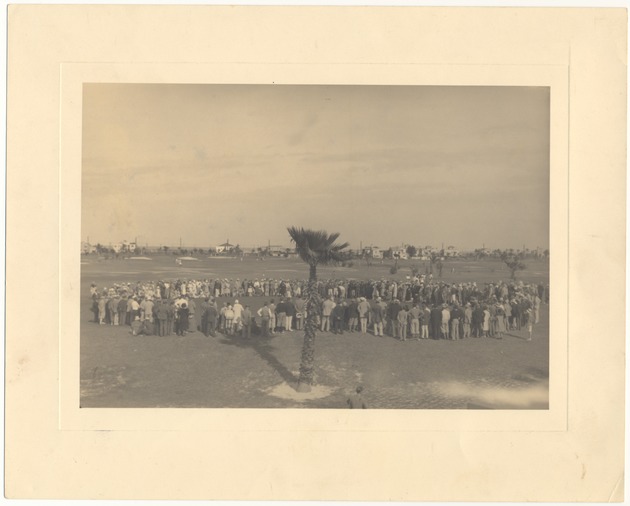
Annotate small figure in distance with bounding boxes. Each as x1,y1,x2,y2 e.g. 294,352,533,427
347,385,368,409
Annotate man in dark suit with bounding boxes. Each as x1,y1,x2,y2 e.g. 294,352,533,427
430,304,442,340
472,304,485,337
387,298,402,338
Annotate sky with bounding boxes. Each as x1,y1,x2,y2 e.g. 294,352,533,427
82,84,549,251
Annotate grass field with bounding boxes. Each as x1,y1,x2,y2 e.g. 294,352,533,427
80,255,550,409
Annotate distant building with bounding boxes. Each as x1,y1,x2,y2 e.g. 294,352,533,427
215,240,235,253
444,246,459,257
361,246,382,259
111,240,137,254
122,240,136,253
268,245,289,257
81,242,96,254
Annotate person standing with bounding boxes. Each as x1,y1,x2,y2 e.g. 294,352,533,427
357,297,370,334
488,301,497,338
166,299,176,336
206,300,218,337
241,305,252,338
91,291,99,323
125,296,134,325
294,295,305,330
232,299,244,329
430,304,442,339
268,299,277,334
332,301,346,334
218,302,227,333
421,304,430,339
495,302,506,339
441,304,451,340
130,296,140,323
177,302,189,336
200,297,212,337
347,298,359,333
275,298,288,333
526,308,534,340
186,296,196,333
503,299,512,331
98,296,107,325
257,302,271,338
155,299,169,336
387,299,402,338
224,304,235,335
108,295,119,326
533,294,541,324
472,304,484,337
463,303,472,338
371,299,385,337
397,306,409,341
482,305,491,337
408,303,421,340
117,295,128,327
143,297,155,324
450,304,461,340
321,296,335,332
284,296,296,331
511,299,522,330
520,296,532,328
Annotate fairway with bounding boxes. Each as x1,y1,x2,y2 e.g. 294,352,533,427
80,255,550,409
81,254,550,284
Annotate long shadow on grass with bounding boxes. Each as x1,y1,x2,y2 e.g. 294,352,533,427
217,335,297,386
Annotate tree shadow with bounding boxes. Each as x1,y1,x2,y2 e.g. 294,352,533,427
217,335,298,386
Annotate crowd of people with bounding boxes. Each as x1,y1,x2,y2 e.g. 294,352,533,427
88,275,546,341
89,274,549,304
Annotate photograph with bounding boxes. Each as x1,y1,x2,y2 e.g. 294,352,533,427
80,83,550,409
7,4,625,502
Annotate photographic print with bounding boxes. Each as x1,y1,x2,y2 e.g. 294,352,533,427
9,5,626,502
80,84,550,409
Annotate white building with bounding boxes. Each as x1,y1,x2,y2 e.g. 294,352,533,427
215,241,235,253
267,245,288,257
362,246,382,259
444,246,459,257
81,242,96,254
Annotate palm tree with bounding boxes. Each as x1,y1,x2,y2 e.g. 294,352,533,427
287,226,349,392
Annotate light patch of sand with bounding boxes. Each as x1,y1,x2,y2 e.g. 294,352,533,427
266,382,335,401
129,256,152,260
438,381,549,408
177,256,199,261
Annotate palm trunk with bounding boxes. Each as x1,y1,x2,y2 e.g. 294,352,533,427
296,264,320,392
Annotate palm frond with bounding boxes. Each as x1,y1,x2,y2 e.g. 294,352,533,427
287,226,349,266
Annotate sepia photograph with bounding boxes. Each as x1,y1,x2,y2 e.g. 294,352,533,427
80,83,550,409
7,4,626,502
